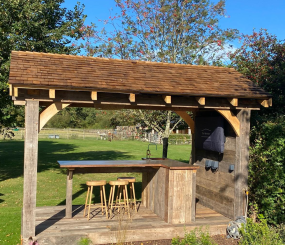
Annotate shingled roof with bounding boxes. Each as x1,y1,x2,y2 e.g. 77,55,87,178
9,51,271,99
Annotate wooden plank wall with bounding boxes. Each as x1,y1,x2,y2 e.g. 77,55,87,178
194,110,236,219
142,168,196,224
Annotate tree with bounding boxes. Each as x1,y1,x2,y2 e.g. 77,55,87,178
230,29,285,120
82,0,238,157
0,0,87,128
230,30,285,225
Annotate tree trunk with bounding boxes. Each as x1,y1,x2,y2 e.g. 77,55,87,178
162,137,168,158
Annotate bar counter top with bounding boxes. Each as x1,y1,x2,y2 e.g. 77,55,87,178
58,159,199,170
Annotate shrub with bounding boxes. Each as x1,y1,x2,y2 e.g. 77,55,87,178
78,237,92,245
172,227,217,245
249,117,285,225
239,218,284,245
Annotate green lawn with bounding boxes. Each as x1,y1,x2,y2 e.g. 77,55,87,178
0,139,191,244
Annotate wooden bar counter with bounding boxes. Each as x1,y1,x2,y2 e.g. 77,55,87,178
58,159,199,224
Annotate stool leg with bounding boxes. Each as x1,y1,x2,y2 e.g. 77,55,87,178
132,182,137,212
84,186,90,217
111,185,115,217
108,186,113,219
102,185,108,219
88,185,93,220
100,186,104,215
129,184,133,209
124,185,130,218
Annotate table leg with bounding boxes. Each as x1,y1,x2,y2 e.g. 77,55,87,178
66,169,73,218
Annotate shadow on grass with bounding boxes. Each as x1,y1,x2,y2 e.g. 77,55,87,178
0,140,133,182
0,193,3,203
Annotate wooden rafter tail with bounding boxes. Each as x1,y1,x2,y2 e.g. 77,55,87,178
163,95,171,104
216,109,240,136
228,98,238,107
91,91,97,100
14,87,19,97
195,97,205,105
9,84,13,96
129,93,135,103
258,99,271,108
49,89,55,99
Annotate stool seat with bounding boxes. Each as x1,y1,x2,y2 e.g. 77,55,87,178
108,180,130,218
117,177,136,183
109,180,129,186
117,176,137,212
86,180,107,186
84,180,108,220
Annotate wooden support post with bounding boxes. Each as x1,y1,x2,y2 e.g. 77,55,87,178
91,91,97,100
228,98,238,107
129,93,135,102
191,112,196,164
195,97,205,105
235,109,251,219
22,100,39,240
49,89,55,99
66,169,74,218
163,95,171,104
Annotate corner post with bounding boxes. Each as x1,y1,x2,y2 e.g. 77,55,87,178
22,100,39,240
235,109,251,219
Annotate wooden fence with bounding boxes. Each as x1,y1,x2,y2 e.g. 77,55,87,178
3,128,191,145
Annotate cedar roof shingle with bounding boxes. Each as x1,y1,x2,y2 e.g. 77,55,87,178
8,51,271,99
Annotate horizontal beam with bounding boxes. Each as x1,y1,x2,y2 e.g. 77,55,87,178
13,89,262,110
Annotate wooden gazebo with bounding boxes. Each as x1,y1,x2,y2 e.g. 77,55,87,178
8,51,271,244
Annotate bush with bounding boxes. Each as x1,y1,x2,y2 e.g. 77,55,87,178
249,117,285,225
172,228,217,245
239,218,284,245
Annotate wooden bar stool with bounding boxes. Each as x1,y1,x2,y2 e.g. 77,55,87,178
83,180,108,220
108,180,130,218
117,177,137,212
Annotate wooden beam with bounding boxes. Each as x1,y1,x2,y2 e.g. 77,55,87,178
14,101,26,106
163,95,171,104
228,98,238,107
14,87,18,97
22,100,39,239
49,89,55,99
235,109,251,219
216,109,240,136
39,103,70,131
9,84,13,96
196,97,205,105
91,91,97,100
174,111,195,134
258,99,272,107
129,93,135,102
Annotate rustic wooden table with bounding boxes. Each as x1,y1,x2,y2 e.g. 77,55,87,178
58,159,199,224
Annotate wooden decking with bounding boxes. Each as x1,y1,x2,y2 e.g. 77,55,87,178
35,203,230,245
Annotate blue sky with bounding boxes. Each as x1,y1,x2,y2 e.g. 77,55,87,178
62,0,285,47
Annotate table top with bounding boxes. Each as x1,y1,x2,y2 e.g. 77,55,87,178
58,159,199,170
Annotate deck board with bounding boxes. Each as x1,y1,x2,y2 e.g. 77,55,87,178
36,203,230,245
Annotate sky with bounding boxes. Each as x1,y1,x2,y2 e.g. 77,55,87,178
62,0,285,48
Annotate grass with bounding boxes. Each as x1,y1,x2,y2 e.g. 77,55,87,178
0,138,191,244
